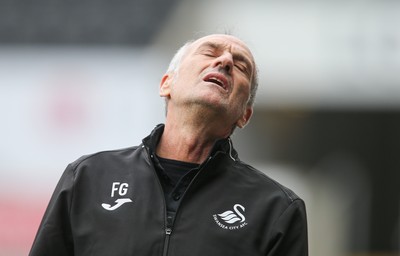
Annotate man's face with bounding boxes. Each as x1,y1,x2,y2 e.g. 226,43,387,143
161,34,255,128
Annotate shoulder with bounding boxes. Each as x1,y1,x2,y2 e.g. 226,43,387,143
69,145,142,172
233,160,303,204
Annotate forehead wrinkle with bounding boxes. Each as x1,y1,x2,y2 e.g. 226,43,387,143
196,41,220,51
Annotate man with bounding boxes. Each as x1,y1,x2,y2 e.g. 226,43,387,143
30,34,308,256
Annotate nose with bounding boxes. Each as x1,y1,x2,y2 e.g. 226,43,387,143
212,52,233,75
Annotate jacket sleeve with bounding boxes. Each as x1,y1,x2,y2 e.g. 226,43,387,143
29,164,75,256
267,199,308,256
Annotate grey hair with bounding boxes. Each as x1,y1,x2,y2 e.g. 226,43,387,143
165,38,259,107
248,63,259,107
166,40,194,73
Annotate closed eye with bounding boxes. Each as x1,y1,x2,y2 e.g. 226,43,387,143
235,64,245,72
234,63,250,77
203,50,216,57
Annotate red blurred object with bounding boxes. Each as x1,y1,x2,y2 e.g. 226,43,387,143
0,197,48,255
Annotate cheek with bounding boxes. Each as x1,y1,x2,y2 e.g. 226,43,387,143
232,85,251,109
234,79,251,98
176,69,196,86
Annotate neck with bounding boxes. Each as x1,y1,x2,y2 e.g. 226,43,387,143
156,107,233,164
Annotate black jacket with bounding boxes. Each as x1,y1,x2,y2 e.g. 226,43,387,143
30,124,308,256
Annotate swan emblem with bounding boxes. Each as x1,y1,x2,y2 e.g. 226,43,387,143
217,204,246,224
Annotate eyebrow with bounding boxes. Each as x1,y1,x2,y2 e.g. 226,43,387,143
198,42,253,74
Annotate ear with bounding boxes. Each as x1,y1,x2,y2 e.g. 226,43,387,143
236,107,253,128
160,73,172,97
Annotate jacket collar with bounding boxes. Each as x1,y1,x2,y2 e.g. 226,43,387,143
142,124,239,162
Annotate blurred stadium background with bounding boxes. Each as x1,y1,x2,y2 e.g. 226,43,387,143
0,0,399,255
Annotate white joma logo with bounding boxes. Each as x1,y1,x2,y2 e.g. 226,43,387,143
101,182,133,211
102,198,132,211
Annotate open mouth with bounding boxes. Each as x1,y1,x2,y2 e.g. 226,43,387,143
203,73,229,91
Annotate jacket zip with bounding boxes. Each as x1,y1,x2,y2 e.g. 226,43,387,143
144,145,217,256
162,209,175,256
162,227,172,256
144,146,174,256
160,154,216,255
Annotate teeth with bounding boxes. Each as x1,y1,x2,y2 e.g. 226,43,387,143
209,77,224,88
